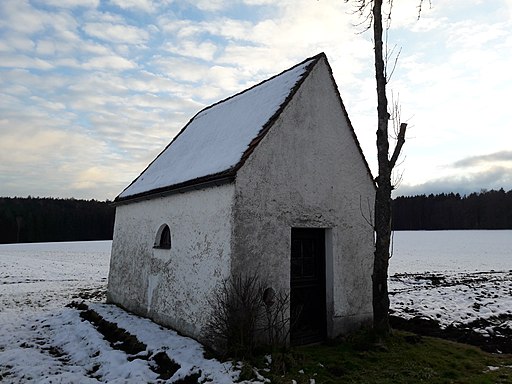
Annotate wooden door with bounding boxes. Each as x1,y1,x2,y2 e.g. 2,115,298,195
290,228,326,345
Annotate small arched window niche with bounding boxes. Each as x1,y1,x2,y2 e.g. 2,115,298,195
154,224,171,249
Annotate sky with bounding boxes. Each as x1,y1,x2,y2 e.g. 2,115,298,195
1,0,511,200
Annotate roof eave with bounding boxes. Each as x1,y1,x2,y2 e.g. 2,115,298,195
114,173,236,206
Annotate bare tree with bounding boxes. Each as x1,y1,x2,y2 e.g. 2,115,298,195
346,0,428,335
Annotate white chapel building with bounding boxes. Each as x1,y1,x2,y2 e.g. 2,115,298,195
107,53,376,346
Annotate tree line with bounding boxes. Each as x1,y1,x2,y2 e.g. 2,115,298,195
392,188,512,230
1,189,511,244
0,196,115,244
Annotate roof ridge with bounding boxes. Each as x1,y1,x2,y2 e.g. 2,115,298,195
158,53,325,162
230,53,324,175
116,53,325,203
196,53,325,119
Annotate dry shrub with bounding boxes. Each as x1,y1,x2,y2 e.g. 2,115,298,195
205,273,291,357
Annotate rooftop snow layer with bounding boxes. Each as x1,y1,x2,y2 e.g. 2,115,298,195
118,56,318,200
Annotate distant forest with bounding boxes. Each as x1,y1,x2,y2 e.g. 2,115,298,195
393,189,512,230
1,189,511,244
0,197,115,244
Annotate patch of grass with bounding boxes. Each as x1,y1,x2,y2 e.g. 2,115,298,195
236,361,258,382
255,331,512,384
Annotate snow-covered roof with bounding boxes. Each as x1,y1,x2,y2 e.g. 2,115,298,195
117,54,323,201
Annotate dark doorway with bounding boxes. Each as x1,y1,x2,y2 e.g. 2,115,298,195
290,228,326,345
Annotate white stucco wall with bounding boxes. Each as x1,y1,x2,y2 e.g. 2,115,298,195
232,57,376,338
107,183,235,340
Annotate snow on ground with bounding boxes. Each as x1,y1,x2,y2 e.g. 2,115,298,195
389,271,512,332
1,234,511,382
389,230,512,338
0,241,264,383
389,230,512,275
0,241,109,311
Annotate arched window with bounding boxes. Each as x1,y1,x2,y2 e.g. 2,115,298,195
155,224,171,249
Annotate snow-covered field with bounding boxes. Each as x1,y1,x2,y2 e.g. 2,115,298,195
389,230,512,343
0,241,262,383
0,241,109,312
390,270,512,330
389,230,512,275
0,231,511,382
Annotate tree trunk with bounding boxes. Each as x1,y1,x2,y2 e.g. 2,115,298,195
372,0,392,335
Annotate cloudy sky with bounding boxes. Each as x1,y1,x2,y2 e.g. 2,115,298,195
1,0,511,200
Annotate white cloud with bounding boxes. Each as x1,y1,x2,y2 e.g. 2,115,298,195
446,20,509,50
1,0,511,199
80,40,112,55
1,35,35,52
380,0,512,193
108,0,155,13
397,165,512,196
205,65,243,92
242,0,275,4
82,22,150,44
29,96,66,111
0,0,47,34
0,55,54,70
152,56,209,83
35,40,57,55
37,0,100,8
45,9,81,39
122,70,183,93
397,148,512,196
157,1,371,90
192,0,229,12
0,118,138,199
453,151,512,168
164,39,218,61
82,55,136,70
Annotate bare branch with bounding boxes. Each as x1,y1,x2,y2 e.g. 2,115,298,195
391,167,404,190
345,0,373,15
386,0,394,30
389,91,400,137
355,11,374,33
385,46,401,83
360,195,375,230
388,93,408,187
417,0,432,20
345,0,374,31
389,122,407,169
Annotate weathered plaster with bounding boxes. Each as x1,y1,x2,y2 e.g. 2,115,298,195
107,183,235,341
232,57,375,338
